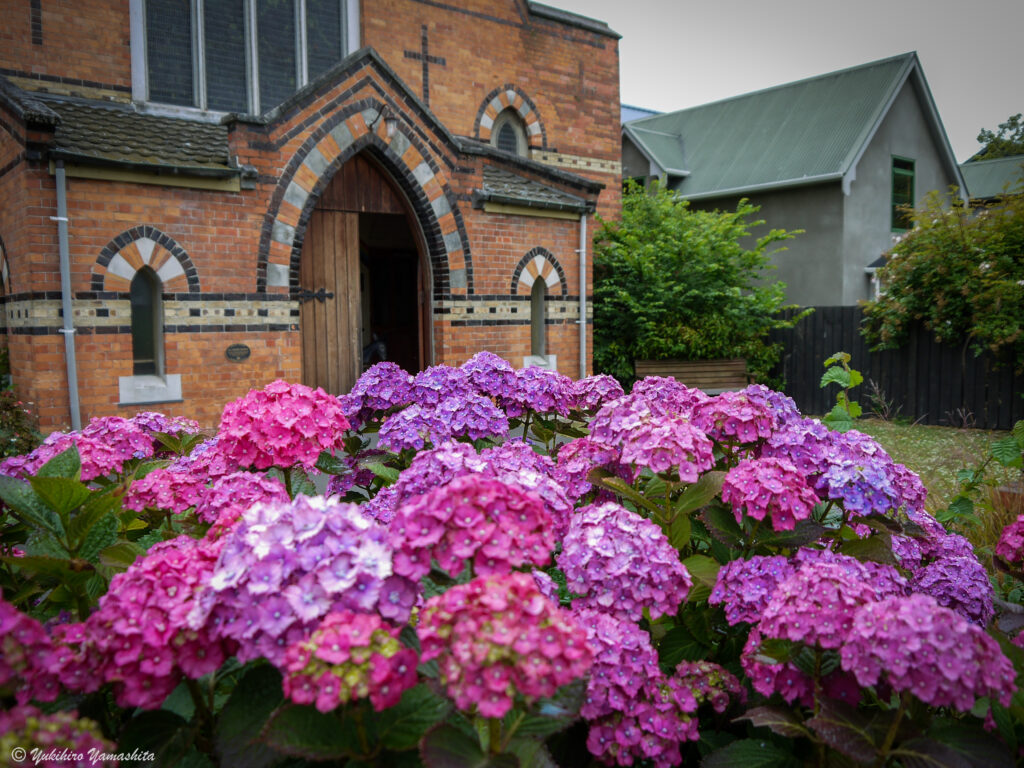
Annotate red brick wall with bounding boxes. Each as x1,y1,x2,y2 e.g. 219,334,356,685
0,0,132,97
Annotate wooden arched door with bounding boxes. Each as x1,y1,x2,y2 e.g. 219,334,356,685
300,154,427,395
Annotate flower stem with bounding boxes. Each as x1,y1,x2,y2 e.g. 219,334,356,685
185,676,214,729
874,691,910,767
488,717,502,755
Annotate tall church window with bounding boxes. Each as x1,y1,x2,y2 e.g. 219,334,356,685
530,280,546,357
891,156,915,231
130,267,163,376
492,109,528,157
138,0,353,113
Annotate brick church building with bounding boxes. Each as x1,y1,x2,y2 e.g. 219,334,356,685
0,0,621,429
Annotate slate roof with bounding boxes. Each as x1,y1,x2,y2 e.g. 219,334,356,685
623,53,963,200
477,166,590,213
959,155,1024,200
38,95,235,176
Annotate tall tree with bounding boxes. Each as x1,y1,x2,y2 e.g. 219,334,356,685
972,113,1024,160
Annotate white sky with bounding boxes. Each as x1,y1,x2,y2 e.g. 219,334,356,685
549,0,1024,162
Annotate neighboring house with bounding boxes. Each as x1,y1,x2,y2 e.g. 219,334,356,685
0,1,622,430
622,53,966,307
960,154,1024,204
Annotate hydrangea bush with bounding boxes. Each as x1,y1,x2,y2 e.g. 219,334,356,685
1,353,1023,767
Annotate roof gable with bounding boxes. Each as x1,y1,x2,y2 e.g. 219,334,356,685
624,53,962,200
960,154,1024,200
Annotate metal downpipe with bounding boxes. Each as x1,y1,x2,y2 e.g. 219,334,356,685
578,212,587,379
54,161,82,430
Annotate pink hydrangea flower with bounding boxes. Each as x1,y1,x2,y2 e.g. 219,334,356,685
389,474,555,580
840,593,1015,711
193,471,290,536
572,374,625,412
418,572,592,718
123,438,238,515
0,599,60,704
709,555,795,625
630,377,709,417
618,417,714,483
574,608,698,768
67,535,230,709
281,610,417,713
674,660,745,714
481,440,574,538
554,437,632,503
722,457,820,531
691,391,776,444
218,380,350,470
996,513,1024,568
558,502,691,621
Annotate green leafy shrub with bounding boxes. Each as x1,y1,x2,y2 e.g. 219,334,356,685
862,186,1024,370
0,389,41,458
593,181,807,387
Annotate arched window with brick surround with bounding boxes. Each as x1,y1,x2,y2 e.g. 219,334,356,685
130,266,163,376
530,279,546,357
491,109,528,157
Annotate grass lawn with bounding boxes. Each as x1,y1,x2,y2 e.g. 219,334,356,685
854,418,1018,513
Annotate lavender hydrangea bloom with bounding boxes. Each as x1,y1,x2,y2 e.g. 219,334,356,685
378,404,450,452
911,555,994,627
761,417,832,474
480,440,574,537
190,496,413,667
793,548,908,599
366,441,488,515
708,555,795,625
481,439,555,476
558,502,691,621
554,437,630,503
500,366,574,417
436,392,509,441
341,362,414,428
411,365,472,406
630,377,709,417
691,391,776,444
740,384,801,427
572,374,625,412
460,350,517,400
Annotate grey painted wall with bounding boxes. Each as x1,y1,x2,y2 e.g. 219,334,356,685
686,182,846,307
840,79,958,304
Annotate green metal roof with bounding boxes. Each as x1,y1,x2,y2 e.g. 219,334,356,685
624,53,942,199
960,155,1024,200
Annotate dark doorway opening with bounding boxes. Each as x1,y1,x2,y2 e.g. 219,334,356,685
359,213,421,374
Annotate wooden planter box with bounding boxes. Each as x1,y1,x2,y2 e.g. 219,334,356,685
634,358,752,394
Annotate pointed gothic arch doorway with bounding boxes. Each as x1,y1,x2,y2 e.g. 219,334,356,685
299,153,430,395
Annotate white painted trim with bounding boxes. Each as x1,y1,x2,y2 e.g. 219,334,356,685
130,0,148,102
119,374,183,405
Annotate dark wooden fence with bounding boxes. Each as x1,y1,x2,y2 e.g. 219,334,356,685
769,306,1024,431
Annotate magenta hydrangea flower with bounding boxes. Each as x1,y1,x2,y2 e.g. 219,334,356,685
554,437,631,503
2,416,156,482
0,706,116,767
619,417,714,483
500,366,574,417
482,440,574,538
840,593,1015,711
574,608,698,768
340,361,414,428
389,474,555,580
218,379,350,470
691,391,776,444
792,548,908,599
281,610,417,713
630,377,709,417
418,572,592,718
573,374,625,412
461,350,517,400
0,599,60,704
193,471,289,536
741,625,815,706
69,535,230,708
996,513,1024,568
190,496,411,668
363,441,487,523
740,384,801,427
758,562,881,651
558,502,691,621
709,555,795,625
123,438,238,515
722,457,820,531
910,555,994,627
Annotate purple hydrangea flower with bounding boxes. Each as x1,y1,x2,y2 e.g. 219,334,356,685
378,404,450,452
411,365,472,406
691,391,776,444
722,457,820,531
910,555,994,627
554,437,631,503
559,502,692,621
460,351,517,399
709,555,795,625
572,374,625,412
619,417,715,483
436,392,509,441
340,362,414,428
500,366,574,417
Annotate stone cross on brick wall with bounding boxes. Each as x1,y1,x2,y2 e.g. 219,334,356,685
404,25,446,106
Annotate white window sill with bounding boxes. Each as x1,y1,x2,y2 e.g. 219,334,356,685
118,374,183,406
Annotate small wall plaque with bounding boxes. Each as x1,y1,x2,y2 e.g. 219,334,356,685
225,343,251,362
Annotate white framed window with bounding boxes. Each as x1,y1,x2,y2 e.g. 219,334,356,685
491,108,528,157
131,0,359,114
